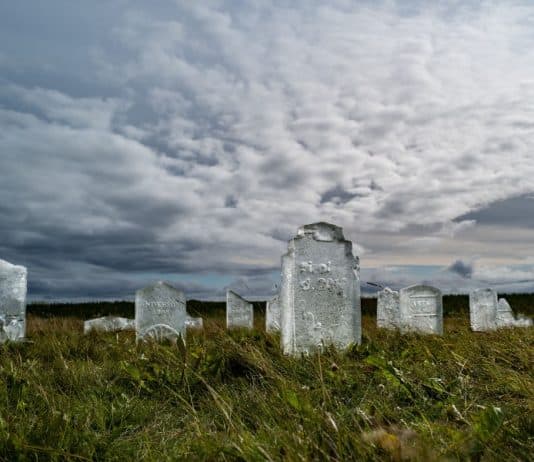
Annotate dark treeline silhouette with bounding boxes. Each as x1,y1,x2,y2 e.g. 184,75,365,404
28,293,534,319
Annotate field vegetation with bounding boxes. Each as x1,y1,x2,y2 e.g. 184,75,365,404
0,296,532,460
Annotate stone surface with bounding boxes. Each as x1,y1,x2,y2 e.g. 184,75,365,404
0,259,27,342
226,290,253,329
496,298,533,328
185,316,204,329
377,287,400,329
469,288,498,331
135,281,187,342
265,293,281,333
280,222,361,355
399,284,443,335
84,316,135,334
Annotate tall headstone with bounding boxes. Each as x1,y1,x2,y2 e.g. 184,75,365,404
377,287,400,329
226,290,253,329
469,288,498,331
84,316,135,334
265,293,281,333
399,284,443,335
135,281,187,342
280,222,361,355
0,259,27,342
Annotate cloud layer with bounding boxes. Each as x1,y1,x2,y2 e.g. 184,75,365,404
1,1,534,299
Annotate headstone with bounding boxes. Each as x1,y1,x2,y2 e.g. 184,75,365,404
265,293,281,333
135,281,187,342
185,316,204,329
376,287,400,329
399,284,443,335
226,290,253,329
496,298,533,328
84,316,135,334
469,288,498,331
0,259,27,342
280,222,361,355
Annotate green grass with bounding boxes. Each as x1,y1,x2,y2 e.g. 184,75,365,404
0,300,533,461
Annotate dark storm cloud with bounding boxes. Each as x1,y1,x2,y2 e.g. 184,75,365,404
456,195,534,228
1,1,534,299
446,260,473,279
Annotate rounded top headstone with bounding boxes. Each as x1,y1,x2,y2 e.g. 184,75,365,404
296,222,345,242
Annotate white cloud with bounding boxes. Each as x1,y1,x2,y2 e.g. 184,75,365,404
1,1,534,298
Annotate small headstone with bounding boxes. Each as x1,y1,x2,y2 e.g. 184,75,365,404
280,222,361,355
399,284,443,335
226,290,253,329
0,259,27,342
265,293,281,333
496,298,533,328
135,281,187,342
377,287,400,329
185,316,204,329
469,288,498,331
84,316,135,334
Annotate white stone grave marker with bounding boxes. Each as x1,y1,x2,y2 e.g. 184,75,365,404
135,281,187,342
280,222,361,355
469,288,498,331
0,259,27,343
266,293,281,333
399,284,443,335
226,290,253,329
377,287,400,329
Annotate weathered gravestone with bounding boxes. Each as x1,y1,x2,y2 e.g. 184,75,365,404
0,259,27,343
469,288,498,331
377,287,400,329
135,281,187,342
185,316,204,329
280,222,361,355
497,298,532,328
84,316,135,334
226,290,253,329
265,293,281,333
399,284,443,335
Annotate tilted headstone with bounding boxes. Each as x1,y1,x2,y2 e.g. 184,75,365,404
84,316,135,334
399,284,443,335
135,281,187,342
265,293,281,333
496,298,533,328
0,259,27,343
377,287,400,329
226,290,253,329
469,288,498,331
280,222,361,355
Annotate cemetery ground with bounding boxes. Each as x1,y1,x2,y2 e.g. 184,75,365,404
1,296,533,461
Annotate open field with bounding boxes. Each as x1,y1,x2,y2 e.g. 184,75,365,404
0,297,533,461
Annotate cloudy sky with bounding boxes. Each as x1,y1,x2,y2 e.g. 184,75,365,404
1,0,534,301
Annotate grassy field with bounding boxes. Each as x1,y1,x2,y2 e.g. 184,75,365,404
0,298,532,461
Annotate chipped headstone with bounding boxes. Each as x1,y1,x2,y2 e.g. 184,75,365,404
399,284,443,335
266,293,281,333
0,259,27,342
135,281,187,342
84,316,135,334
496,298,532,328
280,222,361,355
377,287,400,329
469,288,498,331
226,290,253,329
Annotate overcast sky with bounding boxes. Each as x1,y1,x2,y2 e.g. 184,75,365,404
1,1,534,301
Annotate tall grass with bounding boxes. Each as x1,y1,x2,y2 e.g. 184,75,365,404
0,301,532,460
